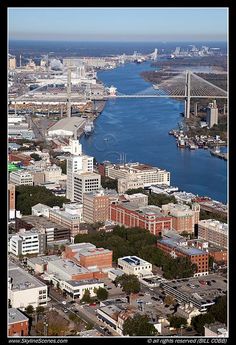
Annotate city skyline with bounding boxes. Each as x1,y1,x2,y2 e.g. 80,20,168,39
9,7,228,42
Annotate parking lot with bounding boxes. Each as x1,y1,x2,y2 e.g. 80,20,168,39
160,273,227,306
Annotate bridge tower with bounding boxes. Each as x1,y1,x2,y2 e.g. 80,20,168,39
184,70,191,119
67,63,72,118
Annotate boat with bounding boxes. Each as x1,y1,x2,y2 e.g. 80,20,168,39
84,121,94,136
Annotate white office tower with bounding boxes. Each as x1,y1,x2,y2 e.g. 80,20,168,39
66,139,94,201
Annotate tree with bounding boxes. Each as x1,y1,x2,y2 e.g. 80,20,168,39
209,296,227,324
101,176,118,191
123,314,157,336
96,287,108,301
25,305,34,315
191,313,215,335
15,185,70,215
30,153,42,161
164,295,175,306
114,274,140,294
208,256,214,271
36,306,45,315
81,289,92,303
168,315,187,329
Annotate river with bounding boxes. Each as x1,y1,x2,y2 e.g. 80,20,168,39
80,61,227,203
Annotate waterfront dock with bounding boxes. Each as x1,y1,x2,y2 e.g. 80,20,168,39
209,149,228,160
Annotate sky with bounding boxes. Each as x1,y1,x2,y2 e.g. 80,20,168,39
8,7,228,42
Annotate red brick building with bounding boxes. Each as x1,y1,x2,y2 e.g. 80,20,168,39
156,237,209,276
64,243,113,278
8,308,29,336
110,203,172,236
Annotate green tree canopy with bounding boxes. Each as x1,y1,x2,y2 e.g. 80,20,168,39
168,315,187,329
123,314,157,336
81,289,92,303
36,306,45,314
191,313,215,335
115,274,140,295
25,305,34,314
208,295,227,324
101,176,118,191
16,185,70,215
96,287,108,301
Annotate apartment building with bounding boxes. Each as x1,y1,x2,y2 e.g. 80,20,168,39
198,219,228,249
83,189,110,223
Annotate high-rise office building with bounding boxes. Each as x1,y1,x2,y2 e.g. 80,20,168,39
66,138,93,201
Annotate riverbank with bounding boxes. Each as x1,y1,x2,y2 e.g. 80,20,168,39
81,61,227,203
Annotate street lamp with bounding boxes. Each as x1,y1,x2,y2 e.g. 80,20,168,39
43,317,48,336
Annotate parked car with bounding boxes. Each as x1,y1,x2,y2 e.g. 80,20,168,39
61,301,67,305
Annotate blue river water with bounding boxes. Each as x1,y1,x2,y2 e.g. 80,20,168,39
81,61,227,203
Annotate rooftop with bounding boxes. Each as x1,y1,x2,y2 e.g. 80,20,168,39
48,259,89,275
119,256,151,266
27,255,59,265
8,308,29,324
20,215,66,230
8,266,47,291
32,203,51,212
65,279,102,287
80,247,112,257
205,322,227,334
158,238,206,256
99,304,123,320
48,117,85,132
120,203,165,217
199,219,228,234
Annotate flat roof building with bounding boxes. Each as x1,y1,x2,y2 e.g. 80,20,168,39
117,256,153,278
47,117,86,137
9,228,46,256
162,202,200,234
157,235,209,277
8,308,29,336
198,219,228,249
8,266,48,309
9,171,33,186
110,203,172,237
